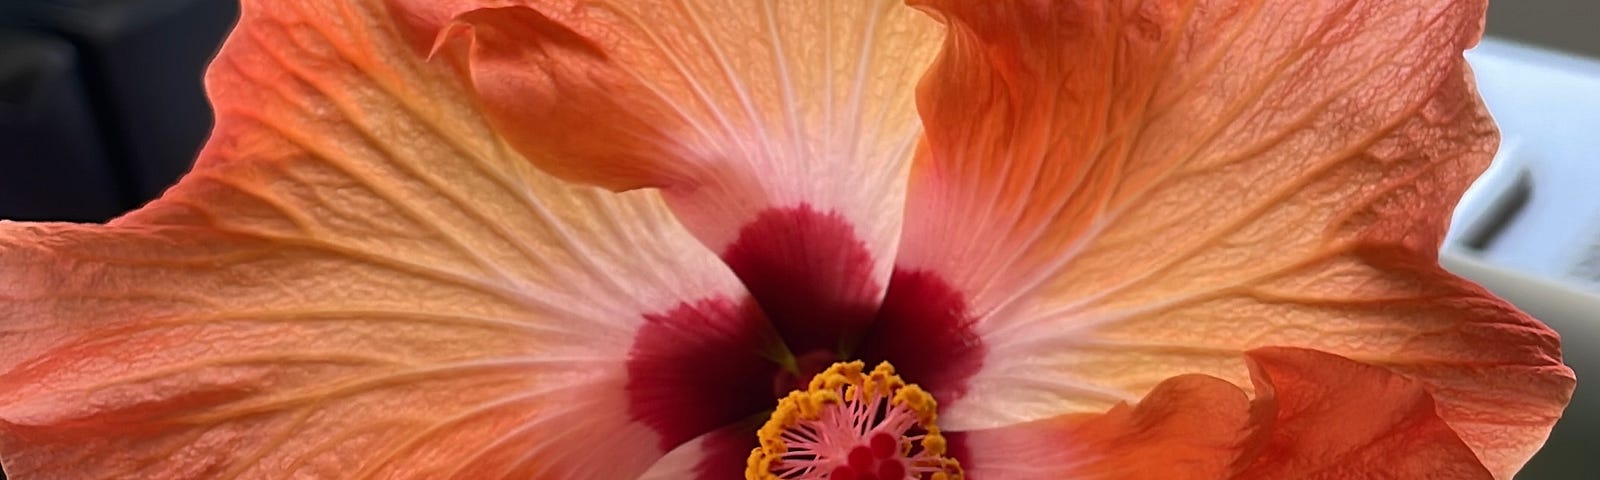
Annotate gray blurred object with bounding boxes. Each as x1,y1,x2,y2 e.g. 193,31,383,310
1487,1,1600,58
0,0,238,220
1474,7,1600,480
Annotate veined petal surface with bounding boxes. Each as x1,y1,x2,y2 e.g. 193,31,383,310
899,0,1574,476
0,1,756,478
391,0,945,354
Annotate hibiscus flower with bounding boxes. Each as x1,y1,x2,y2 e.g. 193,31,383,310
0,0,1575,478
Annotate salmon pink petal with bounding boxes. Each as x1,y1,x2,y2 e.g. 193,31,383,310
0,1,769,478
899,0,1573,476
954,348,1492,479
388,1,944,354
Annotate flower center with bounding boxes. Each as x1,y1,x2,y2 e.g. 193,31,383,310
747,361,963,480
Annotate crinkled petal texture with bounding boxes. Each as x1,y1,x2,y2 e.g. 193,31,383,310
900,0,1573,477
389,0,944,354
0,1,764,478
955,348,1493,479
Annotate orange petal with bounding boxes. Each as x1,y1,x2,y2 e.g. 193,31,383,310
0,1,768,478
391,2,943,347
1236,348,1492,479
954,348,1492,479
900,0,1573,476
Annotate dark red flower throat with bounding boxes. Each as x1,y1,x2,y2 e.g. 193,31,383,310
624,205,986,472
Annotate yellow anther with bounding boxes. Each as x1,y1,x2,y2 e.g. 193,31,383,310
747,361,963,480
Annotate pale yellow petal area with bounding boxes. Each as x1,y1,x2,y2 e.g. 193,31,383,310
899,1,1573,476
0,1,754,478
394,0,944,298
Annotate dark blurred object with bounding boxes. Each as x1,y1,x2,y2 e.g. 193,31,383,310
0,0,239,222
0,29,121,221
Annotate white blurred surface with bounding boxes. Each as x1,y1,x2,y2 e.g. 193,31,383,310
1453,40,1600,285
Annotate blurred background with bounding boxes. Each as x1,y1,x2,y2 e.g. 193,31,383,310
0,0,236,222
0,0,1597,479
